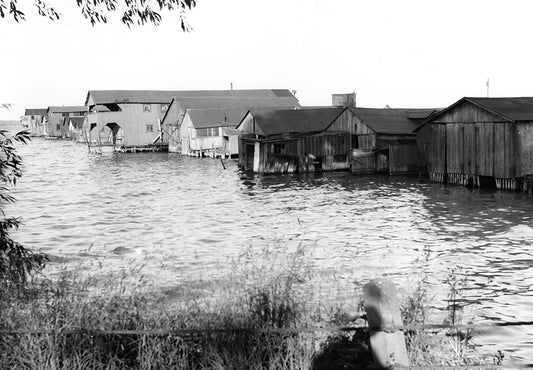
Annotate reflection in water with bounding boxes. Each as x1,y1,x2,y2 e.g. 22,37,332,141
6,138,533,364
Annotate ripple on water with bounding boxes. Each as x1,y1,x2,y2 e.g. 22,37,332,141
6,138,533,365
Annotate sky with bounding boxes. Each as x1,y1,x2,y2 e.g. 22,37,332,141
2,0,533,119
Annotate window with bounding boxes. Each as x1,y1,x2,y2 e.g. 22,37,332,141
197,127,219,137
56,124,61,131
31,115,34,119
143,104,151,112
273,143,285,154
146,124,154,133
161,104,168,113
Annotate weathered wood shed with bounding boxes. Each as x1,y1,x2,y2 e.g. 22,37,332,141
415,97,533,190
236,107,354,174
349,107,435,174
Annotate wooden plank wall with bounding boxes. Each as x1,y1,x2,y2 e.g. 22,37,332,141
433,100,503,123
493,122,515,178
352,153,377,174
328,109,358,134
446,123,464,173
476,122,493,176
358,134,376,149
516,123,533,176
463,124,476,174
299,134,350,158
389,144,417,174
300,134,351,171
416,125,431,169
259,140,299,174
428,124,446,173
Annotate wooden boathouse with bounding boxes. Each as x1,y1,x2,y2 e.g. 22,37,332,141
349,107,435,175
236,107,353,174
415,97,533,190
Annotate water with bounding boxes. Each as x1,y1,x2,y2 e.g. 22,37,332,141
6,138,533,365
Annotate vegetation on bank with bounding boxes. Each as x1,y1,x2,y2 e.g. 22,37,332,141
0,245,499,369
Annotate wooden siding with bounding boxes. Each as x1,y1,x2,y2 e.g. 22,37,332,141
494,122,515,178
428,124,446,173
446,123,464,174
258,140,299,174
516,122,533,176
389,144,417,174
463,124,476,174
86,103,164,146
416,124,431,169
327,109,358,134
476,122,493,176
299,133,350,158
239,133,351,174
433,100,506,123
358,134,376,149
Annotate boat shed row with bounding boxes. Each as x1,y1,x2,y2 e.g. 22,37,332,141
236,106,435,174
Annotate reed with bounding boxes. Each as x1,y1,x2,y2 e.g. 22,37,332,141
0,245,495,369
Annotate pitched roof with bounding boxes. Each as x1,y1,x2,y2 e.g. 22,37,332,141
350,107,433,135
47,106,87,113
415,97,533,131
187,108,250,129
24,108,47,116
466,97,533,121
175,96,300,111
85,89,299,106
248,107,345,136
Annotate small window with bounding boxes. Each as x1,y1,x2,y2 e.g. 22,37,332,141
273,143,285,154
31,115,34,119
161,104,168,113
146,124,154,133
143,104,151,112
56,124,61,131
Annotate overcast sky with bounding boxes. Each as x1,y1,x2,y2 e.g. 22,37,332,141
1,0,533,119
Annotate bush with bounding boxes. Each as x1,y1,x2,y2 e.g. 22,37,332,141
0,130,48,296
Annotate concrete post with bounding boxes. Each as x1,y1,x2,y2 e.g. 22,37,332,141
364,278,409,368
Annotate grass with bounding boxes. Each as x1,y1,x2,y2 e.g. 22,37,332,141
0,244,498,369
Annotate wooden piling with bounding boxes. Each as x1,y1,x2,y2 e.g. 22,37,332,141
364,278,409,368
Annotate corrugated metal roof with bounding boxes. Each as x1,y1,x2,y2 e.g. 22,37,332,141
467,97,533,121
251,107,345,136
48,106,87,113
350,107,431,135
86,89,299,106
24,108,47,116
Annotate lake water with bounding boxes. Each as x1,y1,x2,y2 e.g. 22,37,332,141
6,137,533,365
